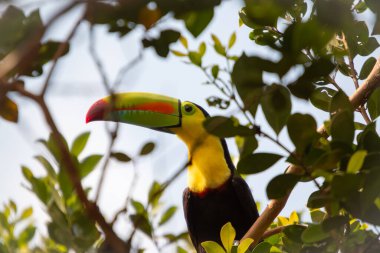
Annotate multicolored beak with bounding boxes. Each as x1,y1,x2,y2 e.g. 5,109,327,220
86,92,181,132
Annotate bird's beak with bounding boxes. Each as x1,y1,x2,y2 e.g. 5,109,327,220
86,92,181,133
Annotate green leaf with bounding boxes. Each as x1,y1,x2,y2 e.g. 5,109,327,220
358,37,379,56
220,222,235,253
9,200,17,212
261,85,291,135
183,9,214,37
130,214,152,238
238,238,253,253
0,96,18,123
198,42,206,56
148,181,163,208
19,207,33,220
189,51,202,66
159,206,177,226
301,224,329,243
310,209,326,223
235,136,258,158
322,215,349,232
35,155,56,179
80,154,102,178
359,57,376,80
201,241,226,253
233,55,271,116
203,116,253,138
307,190,333,209
111,152,132,162
131,199,145,214
71,132,90,157
177,246,188,253
287,113,318,153
179,36,188,49
347,150,367,174
331,174,363,199
330,90,353,115
140,142,155,156
228,32,237,49
310,87,337,112
367,87,380,120
331,111,355,145
266,174,300,199
211,34,226,56
142,29,180,57
283,225,306,243
171,50,187,57
19,225,36,244
237,153,282,174
211,65,219,79
251,242,271,253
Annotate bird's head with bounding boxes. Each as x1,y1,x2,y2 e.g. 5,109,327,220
86,92,210,149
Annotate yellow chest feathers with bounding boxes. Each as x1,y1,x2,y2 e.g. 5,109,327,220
186,136,231,193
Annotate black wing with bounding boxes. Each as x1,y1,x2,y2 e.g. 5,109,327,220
183,188,199,249
231,176,260,226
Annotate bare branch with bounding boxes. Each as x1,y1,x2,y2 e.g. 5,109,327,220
89,24,111,93
242,55,380,248
95,123,119,203
113,50,144,89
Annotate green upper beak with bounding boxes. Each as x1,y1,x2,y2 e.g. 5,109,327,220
86,92,181,132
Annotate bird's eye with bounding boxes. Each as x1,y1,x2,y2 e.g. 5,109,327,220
184,104,194,113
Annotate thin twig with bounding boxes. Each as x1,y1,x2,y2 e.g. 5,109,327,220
95,123,119,203
40,13,84,96
89,24,111,92
113,50,144,89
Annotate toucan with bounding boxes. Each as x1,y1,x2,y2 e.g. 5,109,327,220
86,92,259,253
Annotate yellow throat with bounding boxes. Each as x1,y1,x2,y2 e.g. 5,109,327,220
171,103,232,193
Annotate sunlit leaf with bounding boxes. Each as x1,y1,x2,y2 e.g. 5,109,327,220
201,241,226,253
220,222,235,253
347,150,367,174
159,206,177,226
71,132,90,157
80,154,102,178
237,238,253,253
228,32,237,49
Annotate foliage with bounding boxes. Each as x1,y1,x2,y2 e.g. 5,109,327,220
1,0,380,252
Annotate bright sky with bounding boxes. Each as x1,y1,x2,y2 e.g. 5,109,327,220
0,1,378,252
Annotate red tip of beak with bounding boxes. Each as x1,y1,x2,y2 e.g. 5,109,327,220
86,99,109,123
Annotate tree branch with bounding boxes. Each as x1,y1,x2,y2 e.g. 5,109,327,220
0,1,80,80
40,13,85,96
11,83,128,253
242,56,380,247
